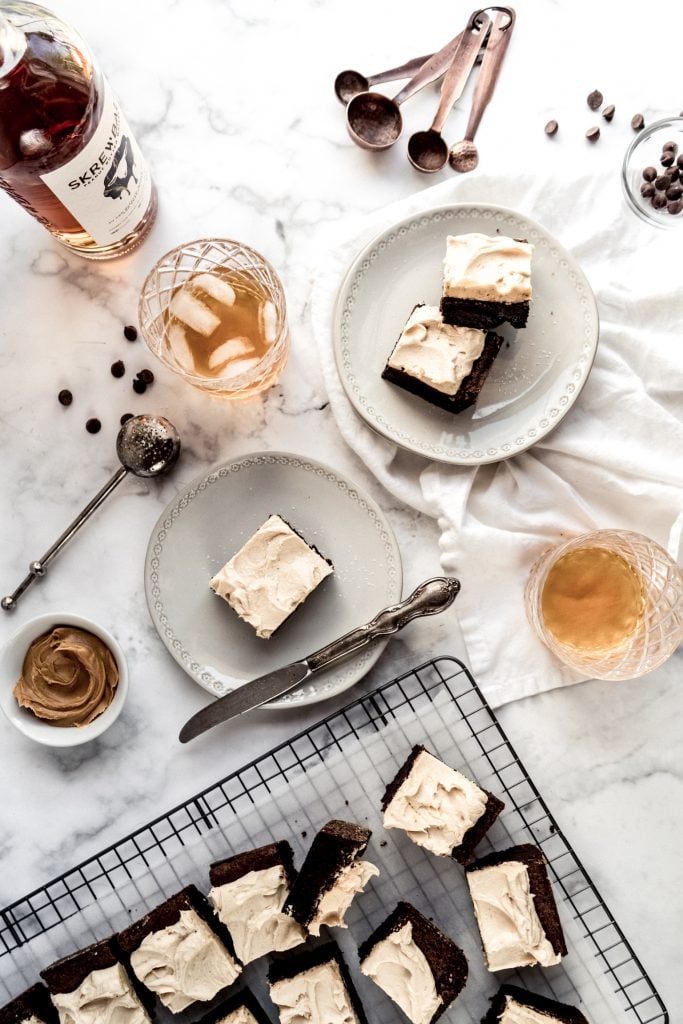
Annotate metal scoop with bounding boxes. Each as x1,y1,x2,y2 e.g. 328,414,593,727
407,12,490,173
335,54,432,105
1,414,181,611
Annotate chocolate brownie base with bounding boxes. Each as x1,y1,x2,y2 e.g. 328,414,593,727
210,840,297,889
482,984,589,1024
466,844,568,960
41,937,154,1018
359,901,467,1024
284,820,371,928
382,331,504,413
195,987,271,1024
268,942,368,1024
440,296,529,330
0,984,59,1024
380,744,424,812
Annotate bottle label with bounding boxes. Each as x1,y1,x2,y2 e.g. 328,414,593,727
40,78,153,246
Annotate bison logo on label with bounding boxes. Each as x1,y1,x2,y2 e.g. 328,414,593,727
103,135,137,200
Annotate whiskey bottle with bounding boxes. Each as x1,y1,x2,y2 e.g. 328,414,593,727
0,2,157,259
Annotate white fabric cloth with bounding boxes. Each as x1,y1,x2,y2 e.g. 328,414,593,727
311,171,683,706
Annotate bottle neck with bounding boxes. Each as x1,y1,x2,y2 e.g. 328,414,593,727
0,14,27,77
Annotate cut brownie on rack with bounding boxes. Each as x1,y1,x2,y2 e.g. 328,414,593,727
269,942,368,1024
358,901,468,1024
382,304,504,414
116,884,241,1014
482,985,589,1024
440,233,533,329
284,820,378,936
41,937,152,1024
209,840,306,963
0,984,59,1024
210,514,334,639
466,844,568,970
382,744,504,864
195,987,273,1024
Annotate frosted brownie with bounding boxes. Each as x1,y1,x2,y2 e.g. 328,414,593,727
359,901,468,1024
382,745,504,864
41,938,152,1024
382,304,504,413
482,985,589,1024
116,885,241,1013
210,514,334,639
195,988,272,1024
209,840,306,963
440,233,532,329
284,820,378,936
0,984,59,1024
269,942,368,1024
466,844,567,970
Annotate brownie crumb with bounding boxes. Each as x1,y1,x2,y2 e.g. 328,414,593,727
120,413,134,426
111,360,125,378
58,389,73,407
587,89,603,110
86,418,101,434
379,840,388,848
301,831,307,839
123,325,138,341
544,119,558,136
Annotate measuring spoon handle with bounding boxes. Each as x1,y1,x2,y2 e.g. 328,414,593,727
393,31,465,106
431,13,490,134
463,9,516,141
367,54,433,87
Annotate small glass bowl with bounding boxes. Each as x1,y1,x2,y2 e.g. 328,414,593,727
525,529,683,680
139,238,290,399
622,116,683,228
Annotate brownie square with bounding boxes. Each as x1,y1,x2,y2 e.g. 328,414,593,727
0,984,59,1024
482,984,589,1024
269,943,368,1024
195,987,272,1024
41,937,153,1021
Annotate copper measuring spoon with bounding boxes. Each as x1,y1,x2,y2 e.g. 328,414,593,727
335,54,432,105
408,12,490,173
449,7,516,172
346,29,469,151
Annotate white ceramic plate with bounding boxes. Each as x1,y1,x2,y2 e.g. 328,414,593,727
333,203,599,465
144,452,402,706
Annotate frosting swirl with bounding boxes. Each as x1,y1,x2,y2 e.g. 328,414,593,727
13,626,119,727
50,963,150,1024
360,922,441,1024
209,864,305,963
270,961,360,1024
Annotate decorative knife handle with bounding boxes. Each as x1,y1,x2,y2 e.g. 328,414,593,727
307,577,460,673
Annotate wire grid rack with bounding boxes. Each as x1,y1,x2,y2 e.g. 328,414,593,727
0,656,667,1024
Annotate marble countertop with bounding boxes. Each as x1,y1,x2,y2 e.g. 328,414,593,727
0,0,681,1016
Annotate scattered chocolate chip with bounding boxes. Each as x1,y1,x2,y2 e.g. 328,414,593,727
85,418,101,434
137,368,155,384
655,174,672,190
660,151,675,167
631,113,645,131
652,192,668,209
602,104,615,122
662,141,678,154
132,378,147,394
642,166,657,181
641,182,656,198
120,413,134,425
544,119,558,136
587,89,603,110
110,359,125,378
666,184,683,201
585,126,600,143
668,199,683,214
58,389,73,407
123,325,138,342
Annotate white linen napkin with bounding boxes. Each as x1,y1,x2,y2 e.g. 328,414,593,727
311,171,683,706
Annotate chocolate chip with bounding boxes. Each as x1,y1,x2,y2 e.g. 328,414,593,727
677,154,683,169
670,167,680,182
668,199,683,214
642,166,657,181
660,151,675,167
662,141,678,154
602,104,615,122
123,325,138,342
655,174,672,190
652,192,668,209
666,184,683,201
631,113,645,131
585,126,600,143
58,389,73,407
641,182,656,198
587,89,603,110
85,418,101,434
111,360,125,378
120,413,134,425
132,378,147,394
544,119,558,136
136,368,154,384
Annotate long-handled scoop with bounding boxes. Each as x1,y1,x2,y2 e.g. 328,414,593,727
407,12,491,173
345,29,471,151
1,414,181,610
335,54,433,105
449,8,516,172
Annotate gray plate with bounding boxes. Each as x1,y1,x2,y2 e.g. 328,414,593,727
333,203,599,465
144,452,402,706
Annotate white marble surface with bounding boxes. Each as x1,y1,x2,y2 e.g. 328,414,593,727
0,0,681,1016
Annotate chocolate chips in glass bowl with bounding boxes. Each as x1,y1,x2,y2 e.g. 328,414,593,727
641,140,683,216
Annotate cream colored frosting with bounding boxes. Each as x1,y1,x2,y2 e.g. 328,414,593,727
210,514,333,639
443,233,532,303
387,305,486,396
209,863,305,963
270,961,360,1024
129,908,241,1013
50,963,151,1024
309,859,379,936
467,861,562,970
216,1009,258,1024
360,921,442,1024
21,1017,45,1024
499,995,566,1024
383,749,488,856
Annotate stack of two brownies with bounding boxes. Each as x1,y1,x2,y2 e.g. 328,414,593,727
383,233,533,414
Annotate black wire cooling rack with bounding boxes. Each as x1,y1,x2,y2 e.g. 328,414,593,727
0,656,668,1023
